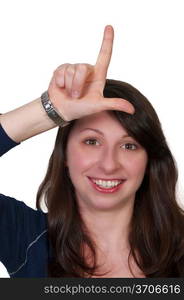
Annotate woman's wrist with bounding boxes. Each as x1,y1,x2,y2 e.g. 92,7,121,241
0,97,57,143
41,91,70,127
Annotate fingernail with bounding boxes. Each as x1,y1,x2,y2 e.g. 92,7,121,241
71,90,80,98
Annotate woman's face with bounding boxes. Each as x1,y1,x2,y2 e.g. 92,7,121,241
65,111,148,212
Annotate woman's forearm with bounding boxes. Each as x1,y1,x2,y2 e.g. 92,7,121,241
0,97,57,143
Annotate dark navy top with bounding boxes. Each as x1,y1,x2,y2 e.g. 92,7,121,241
0,124,51,277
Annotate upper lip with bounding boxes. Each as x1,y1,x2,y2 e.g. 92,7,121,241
88,176,126,181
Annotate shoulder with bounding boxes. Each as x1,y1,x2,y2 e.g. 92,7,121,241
0,193,49,277
0,193,47,231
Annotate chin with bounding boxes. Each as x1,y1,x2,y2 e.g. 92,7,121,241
87,198,128,212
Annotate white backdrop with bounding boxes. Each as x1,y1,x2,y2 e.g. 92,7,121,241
0,0,184,277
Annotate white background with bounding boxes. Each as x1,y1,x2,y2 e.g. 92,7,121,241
0,0,184,277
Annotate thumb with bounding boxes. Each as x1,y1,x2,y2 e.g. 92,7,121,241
103,97,135,115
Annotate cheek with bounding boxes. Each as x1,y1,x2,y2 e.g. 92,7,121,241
66,145,95,171
125,153,147,180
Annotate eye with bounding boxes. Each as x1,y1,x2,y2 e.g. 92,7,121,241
121,143,137,150
84,139,100,146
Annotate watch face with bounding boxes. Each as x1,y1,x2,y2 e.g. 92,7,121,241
45,103,52,111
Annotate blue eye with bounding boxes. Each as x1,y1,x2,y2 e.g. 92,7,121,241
85,139,100,146
122,143,137,150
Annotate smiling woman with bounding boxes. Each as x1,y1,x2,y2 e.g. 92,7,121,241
34,78,184,278
0,25,184,278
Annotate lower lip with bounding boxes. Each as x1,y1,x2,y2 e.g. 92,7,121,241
88,177,125,194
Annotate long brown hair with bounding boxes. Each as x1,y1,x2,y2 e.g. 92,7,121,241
36,79,184,277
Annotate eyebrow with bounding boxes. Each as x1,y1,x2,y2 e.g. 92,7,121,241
79,128,131,138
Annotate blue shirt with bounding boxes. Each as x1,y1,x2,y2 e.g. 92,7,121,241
0,124,51,277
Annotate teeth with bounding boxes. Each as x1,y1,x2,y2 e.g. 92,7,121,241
92,179,122,188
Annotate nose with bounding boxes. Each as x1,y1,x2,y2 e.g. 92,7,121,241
98,148,122,174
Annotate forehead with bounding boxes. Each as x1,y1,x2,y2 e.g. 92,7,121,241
70,111,128,135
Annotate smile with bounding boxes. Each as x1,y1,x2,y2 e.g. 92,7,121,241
88,177,126,194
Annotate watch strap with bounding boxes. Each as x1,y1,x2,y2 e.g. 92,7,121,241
41,91,70,127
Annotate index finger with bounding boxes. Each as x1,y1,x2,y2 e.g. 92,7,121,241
95,25,114,79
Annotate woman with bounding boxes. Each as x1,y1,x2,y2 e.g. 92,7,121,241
0,25,184,278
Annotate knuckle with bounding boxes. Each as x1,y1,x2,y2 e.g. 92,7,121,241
54,69,62,78
54,68,64,77
55,63,68,71
54,64,69,76
77,63,88,73
53,69,58,77
66,65,75,75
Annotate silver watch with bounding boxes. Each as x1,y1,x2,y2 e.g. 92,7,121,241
41,91,70,127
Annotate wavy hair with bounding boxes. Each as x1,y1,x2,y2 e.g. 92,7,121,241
36,79,184,277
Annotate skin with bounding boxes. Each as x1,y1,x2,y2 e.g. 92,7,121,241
65,110,148,277
48,25,135,124
66,110,148,212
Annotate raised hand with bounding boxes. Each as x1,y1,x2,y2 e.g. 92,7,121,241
48,25,135,122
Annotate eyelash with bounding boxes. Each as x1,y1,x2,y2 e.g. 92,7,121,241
84,138,138,150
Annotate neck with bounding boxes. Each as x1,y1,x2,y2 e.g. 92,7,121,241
80,199,135,254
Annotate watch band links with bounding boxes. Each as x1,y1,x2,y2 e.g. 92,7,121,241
41,91,70,127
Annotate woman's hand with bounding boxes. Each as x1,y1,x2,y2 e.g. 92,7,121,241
48,25,135,122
